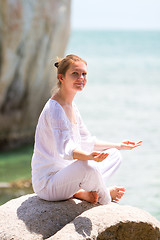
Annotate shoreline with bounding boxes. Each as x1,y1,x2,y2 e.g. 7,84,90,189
0,178,33,206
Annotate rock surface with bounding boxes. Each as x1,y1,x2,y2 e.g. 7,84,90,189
0,0,71,149
0,194,96,240
51,204,160,240
0,194,160,240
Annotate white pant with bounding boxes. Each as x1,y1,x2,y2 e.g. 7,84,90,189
37,148,122,205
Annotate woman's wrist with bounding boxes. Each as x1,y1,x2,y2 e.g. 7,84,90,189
113,143,121,150
94,140,121,151
73,149,91,161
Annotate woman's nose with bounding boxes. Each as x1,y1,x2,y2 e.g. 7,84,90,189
79,74,84,80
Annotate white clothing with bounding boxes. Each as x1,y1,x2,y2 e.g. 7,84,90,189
32,99,96,193
31,99,122,204
36,148,121,205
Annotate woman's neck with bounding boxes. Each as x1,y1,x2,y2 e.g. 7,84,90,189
52,88,76,106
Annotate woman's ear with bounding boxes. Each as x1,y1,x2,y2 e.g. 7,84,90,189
58,74,64,84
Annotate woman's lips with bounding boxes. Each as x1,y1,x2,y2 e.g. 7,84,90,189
75,82,84,86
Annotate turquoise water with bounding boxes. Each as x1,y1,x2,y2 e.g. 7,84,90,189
0,30,160,220
0,144,33,205
66,30,160,220
0,144,33,182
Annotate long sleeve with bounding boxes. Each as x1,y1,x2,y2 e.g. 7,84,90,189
32,99,96,193
32,99,81,193
51,120,78,160
75,106,97,153
49,103,79,160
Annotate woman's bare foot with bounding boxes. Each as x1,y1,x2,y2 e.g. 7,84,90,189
73,189,99,204
109,186,126,202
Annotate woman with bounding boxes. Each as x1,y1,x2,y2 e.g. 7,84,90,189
31,54,142,204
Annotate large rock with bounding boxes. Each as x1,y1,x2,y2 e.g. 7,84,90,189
0,194,160,240
0,194,96,240
0,0,71,149
51,204,160,240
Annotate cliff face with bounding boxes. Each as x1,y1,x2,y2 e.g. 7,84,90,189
0,0,71,149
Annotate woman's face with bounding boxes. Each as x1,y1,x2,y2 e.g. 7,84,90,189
59,61,87,92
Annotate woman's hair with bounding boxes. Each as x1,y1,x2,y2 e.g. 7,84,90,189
52,54,87,94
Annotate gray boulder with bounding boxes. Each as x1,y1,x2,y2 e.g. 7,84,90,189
0,194,96,240
0,193,160,240
51,203,160,240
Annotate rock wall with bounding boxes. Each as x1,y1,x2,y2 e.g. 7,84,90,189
0,194,160,240
0,0,71,149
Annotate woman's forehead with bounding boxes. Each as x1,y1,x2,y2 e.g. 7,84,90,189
70,61,87,71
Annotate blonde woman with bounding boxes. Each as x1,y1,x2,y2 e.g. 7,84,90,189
31,54,142,204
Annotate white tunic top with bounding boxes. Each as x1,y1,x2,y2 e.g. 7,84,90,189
31,99,96,192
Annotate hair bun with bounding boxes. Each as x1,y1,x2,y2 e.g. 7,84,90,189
54,62,59,68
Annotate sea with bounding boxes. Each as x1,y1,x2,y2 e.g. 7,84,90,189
66,30,160,220
0,30,160,220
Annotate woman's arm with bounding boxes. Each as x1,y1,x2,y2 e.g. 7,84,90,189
94,140,142,151
73,149,109,162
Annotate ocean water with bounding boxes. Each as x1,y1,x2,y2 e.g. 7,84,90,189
1,30,160,219
66,30,160,220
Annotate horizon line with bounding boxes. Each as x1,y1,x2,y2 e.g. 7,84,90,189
71,28,160,32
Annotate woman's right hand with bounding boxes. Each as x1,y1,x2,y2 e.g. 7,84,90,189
73,149,109,162
89,152,109,162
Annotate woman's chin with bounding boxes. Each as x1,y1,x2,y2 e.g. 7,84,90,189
75,86,84,91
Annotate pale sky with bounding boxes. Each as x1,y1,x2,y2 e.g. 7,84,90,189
71,0,160,30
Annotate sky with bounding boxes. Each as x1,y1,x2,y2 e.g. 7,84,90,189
71,0,160,30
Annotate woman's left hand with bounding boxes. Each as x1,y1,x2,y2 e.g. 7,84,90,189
118,140,142,150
